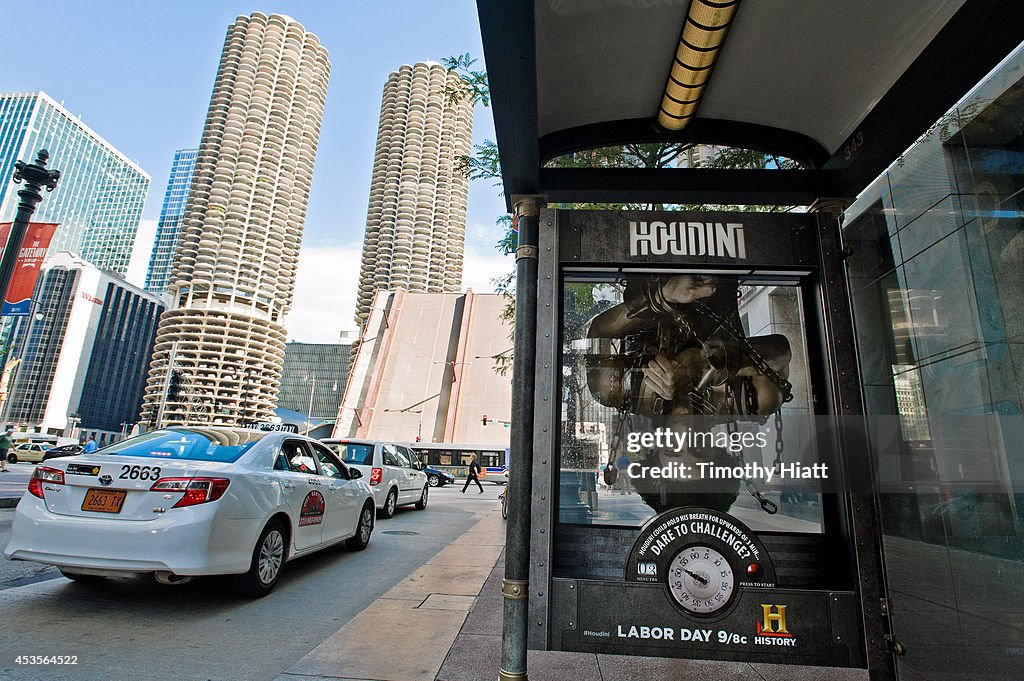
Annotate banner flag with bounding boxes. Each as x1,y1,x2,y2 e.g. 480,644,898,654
0,222,59,316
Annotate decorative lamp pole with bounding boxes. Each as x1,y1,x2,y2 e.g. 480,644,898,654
305,375,316,435
1,150,60,304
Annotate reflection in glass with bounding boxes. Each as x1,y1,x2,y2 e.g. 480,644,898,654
558,273,823,533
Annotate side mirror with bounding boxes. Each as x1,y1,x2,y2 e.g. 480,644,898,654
349,468,363,479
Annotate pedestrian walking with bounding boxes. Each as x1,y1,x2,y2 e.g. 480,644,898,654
83,436,98,453
462,454,484,494
614,454,632,494
602,460,618,492
0,428,11,472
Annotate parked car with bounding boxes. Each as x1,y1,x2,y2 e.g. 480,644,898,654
424,466,456,487
41,444,85,461
320,439,429,518
4,427,376,597
7,442,52,464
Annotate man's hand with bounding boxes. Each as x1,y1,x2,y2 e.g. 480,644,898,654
641,348,706,402
661,275,717,304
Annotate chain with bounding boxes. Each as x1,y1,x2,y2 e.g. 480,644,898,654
773,408,784,468
744,479,779,514
607,284,791,516
690,301,794,405
724,385,779,515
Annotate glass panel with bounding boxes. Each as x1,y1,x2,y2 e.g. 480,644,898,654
843,43,1024,679
327,442,373,465
100,428,263,463
312,443,345,478
558,273,823,533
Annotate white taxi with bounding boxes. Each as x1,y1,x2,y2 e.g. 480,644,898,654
4,427,375,597
320,439,429,518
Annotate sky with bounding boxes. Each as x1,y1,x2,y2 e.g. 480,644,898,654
0,0,511,341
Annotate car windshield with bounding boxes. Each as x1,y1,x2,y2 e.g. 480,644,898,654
98,428,264,463
332,442,374,465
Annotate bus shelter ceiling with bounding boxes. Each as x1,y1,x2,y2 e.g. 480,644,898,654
479,0,1024,207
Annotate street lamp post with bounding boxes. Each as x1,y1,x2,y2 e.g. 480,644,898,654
305,375,316,435
1,150,60,305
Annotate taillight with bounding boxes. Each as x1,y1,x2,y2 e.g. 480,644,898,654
150,477,230,508
29,466,65,499
369,467,383,486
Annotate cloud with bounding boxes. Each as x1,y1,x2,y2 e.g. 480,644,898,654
282,243,362,342
461,243,514,293
282,240,515,343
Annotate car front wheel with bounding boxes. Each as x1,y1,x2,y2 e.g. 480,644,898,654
427,474,439,487
415,485,428,510
378,488,398,519
346,503,374,550
237,520,287,597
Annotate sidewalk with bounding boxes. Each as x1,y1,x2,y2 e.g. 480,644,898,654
275,508,506,681
275,508,868,681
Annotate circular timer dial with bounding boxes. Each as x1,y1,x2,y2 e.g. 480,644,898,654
668,545,735,615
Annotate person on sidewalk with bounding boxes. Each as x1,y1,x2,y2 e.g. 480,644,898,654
462,454,484,494
602,460,618,492
83,436,98,453
0,428,11,472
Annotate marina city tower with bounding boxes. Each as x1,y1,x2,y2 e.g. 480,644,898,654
355,62,474,327
140,12,330,426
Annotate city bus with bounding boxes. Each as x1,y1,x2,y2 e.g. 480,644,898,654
408,442,509,484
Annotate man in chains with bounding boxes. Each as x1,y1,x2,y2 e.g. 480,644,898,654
584,274,793,513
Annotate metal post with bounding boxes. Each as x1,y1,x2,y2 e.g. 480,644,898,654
1,150,60,306
306,375,316,434
500,196,543,681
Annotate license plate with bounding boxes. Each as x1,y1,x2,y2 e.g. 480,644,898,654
82,488,127,514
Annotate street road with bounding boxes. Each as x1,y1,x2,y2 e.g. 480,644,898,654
0,463,33,503
0,481,504,681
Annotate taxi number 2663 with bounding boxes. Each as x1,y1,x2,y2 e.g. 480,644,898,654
119,465,161,481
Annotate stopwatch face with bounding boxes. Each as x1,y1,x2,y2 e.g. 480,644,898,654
667,545,735,615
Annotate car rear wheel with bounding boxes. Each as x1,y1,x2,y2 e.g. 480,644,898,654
59,568,103,583
7,453,16,464
378,488,398,519
346,503,374,551
427,474,439,487
237,520,287,598
415,485,428,510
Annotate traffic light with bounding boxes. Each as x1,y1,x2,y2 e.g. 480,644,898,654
167,369,183,402
482,414,488,426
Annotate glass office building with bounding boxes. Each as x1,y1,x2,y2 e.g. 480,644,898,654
3,253,164,441
843,44,1024,680
0,92,150,276
276,341,351,419
145,148,198,293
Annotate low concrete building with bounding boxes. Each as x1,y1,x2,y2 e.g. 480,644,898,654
334,290,511,445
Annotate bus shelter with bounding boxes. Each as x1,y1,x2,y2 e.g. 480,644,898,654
478,2,1024,680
